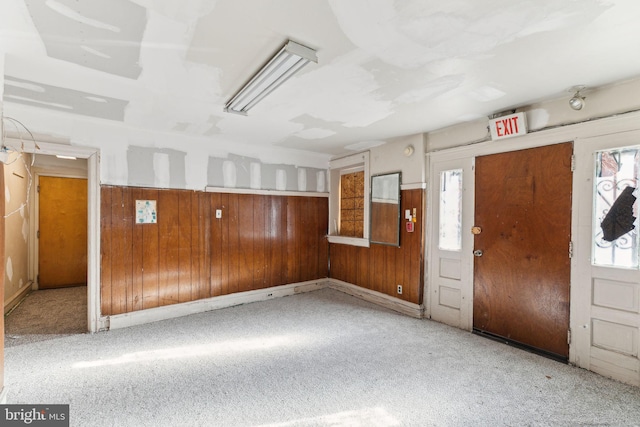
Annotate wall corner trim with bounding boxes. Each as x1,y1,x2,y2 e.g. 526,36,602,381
328,279,425,319
0,387,8,404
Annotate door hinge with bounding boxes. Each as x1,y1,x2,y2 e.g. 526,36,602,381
37,185,40,193
570,154,576,172
37,230,40,239
568,241,573,258
567,329,572,345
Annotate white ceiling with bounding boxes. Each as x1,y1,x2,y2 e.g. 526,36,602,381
2,0,640,156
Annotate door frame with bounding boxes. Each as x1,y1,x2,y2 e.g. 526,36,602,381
5,136,102,333
425,110,640,368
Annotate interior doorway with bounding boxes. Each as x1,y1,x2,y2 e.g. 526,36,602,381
5,155,90,346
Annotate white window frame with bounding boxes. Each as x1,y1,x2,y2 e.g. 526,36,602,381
328,151,370,247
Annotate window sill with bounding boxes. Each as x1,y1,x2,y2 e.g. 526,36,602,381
327,235,370,248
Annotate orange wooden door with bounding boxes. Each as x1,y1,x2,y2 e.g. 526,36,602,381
473,143,573,359
39,176,88,288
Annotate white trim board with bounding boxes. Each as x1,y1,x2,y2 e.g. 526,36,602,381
401,182,426,190
107,280,328,330
106,278,425,330
205,186,328,198
328,279,425,319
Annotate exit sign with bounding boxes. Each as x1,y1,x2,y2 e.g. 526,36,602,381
489,112,527,141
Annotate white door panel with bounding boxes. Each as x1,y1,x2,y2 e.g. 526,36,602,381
428,157,474,330
573,130,640,387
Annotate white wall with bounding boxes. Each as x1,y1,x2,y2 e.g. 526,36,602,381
369,133,425,186
426,77,640,152
4,151,32,312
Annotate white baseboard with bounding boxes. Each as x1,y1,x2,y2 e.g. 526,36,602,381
106,280,327,330
105,278,423,330
328,279,425,318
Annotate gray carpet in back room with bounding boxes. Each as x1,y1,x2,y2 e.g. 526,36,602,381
4,288,640,427
4,286,87,348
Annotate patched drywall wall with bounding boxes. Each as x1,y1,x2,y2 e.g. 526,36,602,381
369,134,425,185
127,146,187,189
4,151,32,312
208,153,327,192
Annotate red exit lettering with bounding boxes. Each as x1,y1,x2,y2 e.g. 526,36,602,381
495,116,520,137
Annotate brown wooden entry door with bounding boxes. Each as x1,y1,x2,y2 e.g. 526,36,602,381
39,176,88,289
473,142,573,359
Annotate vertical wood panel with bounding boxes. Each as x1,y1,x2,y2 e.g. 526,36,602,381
100,187,112,315
238,194,254,292
178,191,192,303
317,197,329,278
269,196,286,286
286,197,300,284
158,190,180,306
253,195,266,289
228,194,240,295
210,192,223,297
198,192,212,300
189,191,200,302
101,187,329,315
141,189,160,309
110,187,129,315
131,188,144,311
220,193,230,296
329,189,424,305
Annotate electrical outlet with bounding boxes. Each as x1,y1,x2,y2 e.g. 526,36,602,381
215,209,222,219
397,285,403,294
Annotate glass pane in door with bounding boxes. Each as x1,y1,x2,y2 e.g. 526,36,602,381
439,169,463,251
593,147,640,268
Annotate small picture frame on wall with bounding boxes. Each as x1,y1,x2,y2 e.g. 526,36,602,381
136,200,157,224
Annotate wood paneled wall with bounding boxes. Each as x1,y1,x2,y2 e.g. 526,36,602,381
101,187,328,316
329,189,424,305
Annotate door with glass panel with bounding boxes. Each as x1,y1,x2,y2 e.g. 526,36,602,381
573,132,640,386
429,158,474,329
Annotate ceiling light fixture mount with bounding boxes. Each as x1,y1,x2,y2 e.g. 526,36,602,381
224,40,317,115
568,85,586,111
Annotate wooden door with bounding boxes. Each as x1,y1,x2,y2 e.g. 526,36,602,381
39,176,88,288
473,142,573,359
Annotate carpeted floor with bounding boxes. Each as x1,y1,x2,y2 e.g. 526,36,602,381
4,286,87,347
4,288,640,426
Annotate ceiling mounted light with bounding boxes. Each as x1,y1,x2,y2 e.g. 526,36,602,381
224,40,317,115
569,86,586,110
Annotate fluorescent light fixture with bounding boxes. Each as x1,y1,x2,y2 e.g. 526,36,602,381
56,155,77,160
224,40,317,115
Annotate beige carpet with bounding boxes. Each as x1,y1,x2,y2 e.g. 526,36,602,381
4,286,87,348
5,288,640,426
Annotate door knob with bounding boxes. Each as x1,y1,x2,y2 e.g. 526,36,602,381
473,250,483,257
